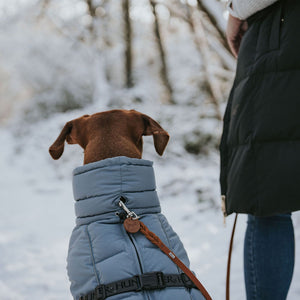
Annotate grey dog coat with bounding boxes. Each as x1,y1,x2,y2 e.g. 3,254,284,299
67,156,205,300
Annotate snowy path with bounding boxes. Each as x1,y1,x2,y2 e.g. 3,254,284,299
1,128,300,300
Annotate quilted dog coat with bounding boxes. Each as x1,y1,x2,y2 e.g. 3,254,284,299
68,156,205,300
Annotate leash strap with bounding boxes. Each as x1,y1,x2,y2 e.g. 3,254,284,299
137,220,212,300
79,272,198,300
118,199,212,300
226,213,238,300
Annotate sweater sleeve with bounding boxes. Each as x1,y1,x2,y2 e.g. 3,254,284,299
227,0,279,20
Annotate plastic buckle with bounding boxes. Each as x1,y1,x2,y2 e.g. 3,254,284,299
181,273,195,289
138,272,166,290
94,285,106,300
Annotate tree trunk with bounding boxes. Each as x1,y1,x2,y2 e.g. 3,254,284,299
122,0,133,88
186,4,222,120
149,0,175,104
86,0,96,35
196,0,230,53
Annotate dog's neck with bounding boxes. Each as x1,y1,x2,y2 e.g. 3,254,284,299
72,156,161,225
83,140,142,164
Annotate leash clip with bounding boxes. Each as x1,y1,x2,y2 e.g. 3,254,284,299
118,198,140,220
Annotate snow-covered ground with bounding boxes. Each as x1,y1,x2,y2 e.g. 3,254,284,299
1,104,300,300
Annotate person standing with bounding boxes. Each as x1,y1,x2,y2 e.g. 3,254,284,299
220,0,299,299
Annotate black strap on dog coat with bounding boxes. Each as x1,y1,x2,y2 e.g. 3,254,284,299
79,272,198,300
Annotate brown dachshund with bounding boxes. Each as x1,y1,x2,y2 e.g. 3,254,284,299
48,109,210,300
49,109,170,164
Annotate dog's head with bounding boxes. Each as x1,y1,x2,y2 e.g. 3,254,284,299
49,109,169,164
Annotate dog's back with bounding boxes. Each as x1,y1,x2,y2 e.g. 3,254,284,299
68,157,205,300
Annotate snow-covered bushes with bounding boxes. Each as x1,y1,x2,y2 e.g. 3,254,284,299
0,19,95,121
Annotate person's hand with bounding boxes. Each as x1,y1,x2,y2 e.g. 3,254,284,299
226,14,248,58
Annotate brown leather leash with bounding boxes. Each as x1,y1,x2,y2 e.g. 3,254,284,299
122,217,212,300
225,213,238,300
118,199,239,300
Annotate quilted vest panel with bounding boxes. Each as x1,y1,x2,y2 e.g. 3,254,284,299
220,0,300,216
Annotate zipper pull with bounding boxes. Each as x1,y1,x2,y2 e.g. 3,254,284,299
221,195,227,226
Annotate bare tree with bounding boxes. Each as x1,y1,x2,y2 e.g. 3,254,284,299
196,0,230,53
86,0,96,17
34,0,232,111
86,0,97,38
159,0,234,71
186,3,223,120
149,0,175,104
122,0,133,88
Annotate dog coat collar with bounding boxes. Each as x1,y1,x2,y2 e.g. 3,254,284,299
72,156,161,226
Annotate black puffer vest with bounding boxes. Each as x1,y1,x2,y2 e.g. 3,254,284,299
220,0,300,216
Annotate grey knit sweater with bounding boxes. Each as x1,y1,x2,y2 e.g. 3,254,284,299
227,0,279,20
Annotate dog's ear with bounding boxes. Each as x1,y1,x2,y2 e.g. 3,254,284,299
49,121,73,160
142,114,169,156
